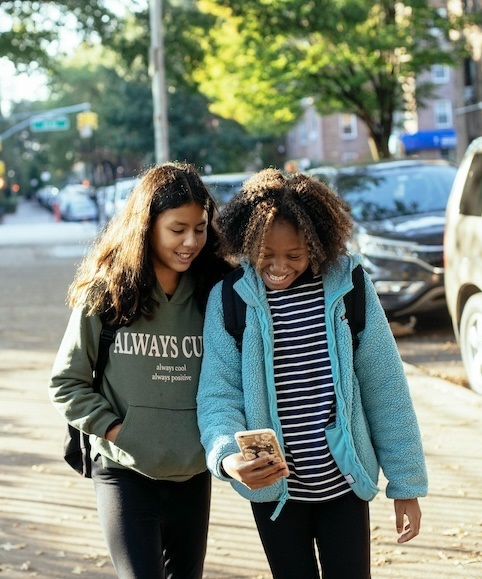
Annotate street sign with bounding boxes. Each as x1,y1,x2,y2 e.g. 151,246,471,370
30,116,70,132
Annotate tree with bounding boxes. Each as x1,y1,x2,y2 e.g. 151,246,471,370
0,0,134,70
3,38,258,190
0,100,49,196
194,0,473,158
0,1,271,184
95,2,262,172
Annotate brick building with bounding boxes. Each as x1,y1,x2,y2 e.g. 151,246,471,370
284,1,481,168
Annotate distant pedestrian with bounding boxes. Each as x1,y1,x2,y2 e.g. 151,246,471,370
197,168,428,579
49,162,229,578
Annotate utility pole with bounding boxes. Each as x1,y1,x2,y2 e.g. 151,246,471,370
149,0,169,163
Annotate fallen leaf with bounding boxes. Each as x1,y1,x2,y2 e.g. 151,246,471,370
1,542,27,551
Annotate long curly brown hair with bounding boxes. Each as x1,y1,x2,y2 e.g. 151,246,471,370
218,168,353,274
68,162,229,324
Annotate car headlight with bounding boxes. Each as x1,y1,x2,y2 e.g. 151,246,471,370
374,280,425,295
352,233,420,260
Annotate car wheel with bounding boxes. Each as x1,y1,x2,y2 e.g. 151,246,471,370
460,293,482,395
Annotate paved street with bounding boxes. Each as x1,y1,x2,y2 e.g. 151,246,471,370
1,200,481,578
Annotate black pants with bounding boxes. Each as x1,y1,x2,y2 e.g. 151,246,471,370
251,492,371,579
92,461,211,579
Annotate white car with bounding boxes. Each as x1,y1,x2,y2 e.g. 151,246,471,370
96,184,116,226
61,194,98,222
113,178,138,215
444,136,482,394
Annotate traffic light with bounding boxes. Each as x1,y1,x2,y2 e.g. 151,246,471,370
76,111,99,131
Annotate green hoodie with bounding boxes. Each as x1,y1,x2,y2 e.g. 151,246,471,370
49,272,206,481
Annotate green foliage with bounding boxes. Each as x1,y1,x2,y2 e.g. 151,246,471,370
195,0,473,157
1,38,257,187
168,87,258,172
0,1,126,70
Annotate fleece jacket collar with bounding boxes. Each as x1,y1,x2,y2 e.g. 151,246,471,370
234,254,360,308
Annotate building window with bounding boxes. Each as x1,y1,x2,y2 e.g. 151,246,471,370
431,64,450,84
434,100,452,128
339,114,357,140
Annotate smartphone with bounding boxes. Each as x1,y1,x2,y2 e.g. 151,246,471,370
235,428,285,463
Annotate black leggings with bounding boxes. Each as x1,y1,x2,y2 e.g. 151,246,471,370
92,462,211,579
251,492,371,579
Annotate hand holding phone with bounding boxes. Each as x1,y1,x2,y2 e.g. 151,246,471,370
223,429,288,489
235,428,285,464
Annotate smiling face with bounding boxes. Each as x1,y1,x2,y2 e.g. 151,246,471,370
149,202,208,293
259,219,310,290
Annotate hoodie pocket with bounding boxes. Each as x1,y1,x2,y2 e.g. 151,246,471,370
111,404,206,479
325,422,379,501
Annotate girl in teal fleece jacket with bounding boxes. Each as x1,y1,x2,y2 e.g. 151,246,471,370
49,163,229,579
197,169,428,579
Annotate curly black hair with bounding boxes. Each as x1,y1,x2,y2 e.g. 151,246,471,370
217,168,353,274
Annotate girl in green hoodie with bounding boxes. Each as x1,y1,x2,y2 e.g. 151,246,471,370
49,162,229,578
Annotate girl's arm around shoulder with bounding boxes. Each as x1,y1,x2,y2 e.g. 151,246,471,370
197,282,248,480
48,307,119,437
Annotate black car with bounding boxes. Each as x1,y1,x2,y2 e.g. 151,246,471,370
308,159,458,319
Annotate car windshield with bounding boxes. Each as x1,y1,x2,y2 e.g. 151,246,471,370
202,174,252,205
72,197,94,207
207,181,244,205
335,165,457,222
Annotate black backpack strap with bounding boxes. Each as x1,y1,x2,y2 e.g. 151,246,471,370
343,264,366,353
222,268,247,352
92,313,120,390
221,265,365,354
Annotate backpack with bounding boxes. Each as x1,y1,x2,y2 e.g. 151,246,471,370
63,314,121,478
222,264,365,353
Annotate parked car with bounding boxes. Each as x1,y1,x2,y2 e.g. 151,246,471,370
61,194,99,222
308,159,458,319
35,185,59,209
201,172,253,206
56,183,94,211
444,137,482,394
96,184,116,226
113,177,138,215
306,166,338,188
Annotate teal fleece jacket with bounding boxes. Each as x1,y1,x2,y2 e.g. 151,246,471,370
49,272,206,481
197,255,428,516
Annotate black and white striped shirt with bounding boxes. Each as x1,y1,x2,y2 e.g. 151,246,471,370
267,272,351,502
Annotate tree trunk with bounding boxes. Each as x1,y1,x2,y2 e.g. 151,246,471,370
369,129,391,159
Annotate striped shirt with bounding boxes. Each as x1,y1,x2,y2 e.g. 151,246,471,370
267,272,351,502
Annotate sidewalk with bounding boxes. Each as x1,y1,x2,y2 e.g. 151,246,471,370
0,199,98,248
1,354,481,578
